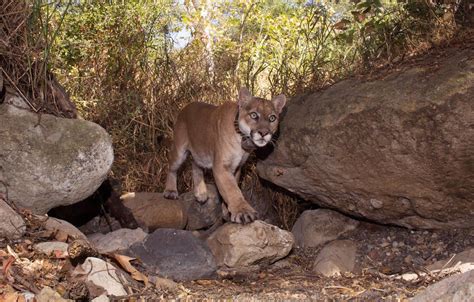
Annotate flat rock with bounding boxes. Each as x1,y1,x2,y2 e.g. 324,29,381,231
410,270,474,302
34,241,69,256
0,199,26,239
206,220,294,268
88,228,147,254
0,104,113,214
127,229,217,281
40,216,88,240
75,257,127,297
291,209,359,248
120,192,187,232
313,240,357,277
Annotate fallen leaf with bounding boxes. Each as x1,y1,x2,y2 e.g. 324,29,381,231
2,256,15,277
112,254,149,287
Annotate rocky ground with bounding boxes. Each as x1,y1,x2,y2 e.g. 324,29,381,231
1,199,472,301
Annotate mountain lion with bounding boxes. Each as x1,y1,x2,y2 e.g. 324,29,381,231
163,87,286,224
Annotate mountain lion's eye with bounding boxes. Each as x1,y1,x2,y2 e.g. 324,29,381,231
250,112,258,120
269,115,277,122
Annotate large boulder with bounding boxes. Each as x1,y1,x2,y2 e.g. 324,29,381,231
0,104,113,214
258,48,474,229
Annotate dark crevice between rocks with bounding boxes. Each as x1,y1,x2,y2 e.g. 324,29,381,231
47,178,138,232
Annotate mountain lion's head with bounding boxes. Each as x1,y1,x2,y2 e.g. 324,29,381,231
236,87,286,147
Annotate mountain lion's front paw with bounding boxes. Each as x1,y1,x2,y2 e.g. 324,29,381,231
163,190,179,200
229,202,258,224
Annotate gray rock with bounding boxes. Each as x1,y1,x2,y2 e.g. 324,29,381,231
257,48,474,229
75,257,127,297
87,228,147,254
0,199,26,239
291,209,359,248
206,220,294,268
40,216,88,240
182,184,222,230
410,270,474,302
0,104,113,214
34,241,69,256
128,229,217,281
313,240,357,277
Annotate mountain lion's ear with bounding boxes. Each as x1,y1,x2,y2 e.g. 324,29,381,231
272,94,286,114
238,87,253,107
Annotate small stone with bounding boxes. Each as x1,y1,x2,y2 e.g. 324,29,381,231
313,240,357,277
404,255,413,264
370,198,383,209
392,241,399,248
75,257,127,297
380,242,390,248
152,276,178,291
34,241,69,257
291,209,359,248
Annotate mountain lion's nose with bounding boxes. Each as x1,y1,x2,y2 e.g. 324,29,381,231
258,130,269,137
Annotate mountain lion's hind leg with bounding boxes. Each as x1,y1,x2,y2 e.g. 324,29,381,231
192,162,208,203
164,127,188,200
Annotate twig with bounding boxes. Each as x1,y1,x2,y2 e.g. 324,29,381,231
0,67,38,112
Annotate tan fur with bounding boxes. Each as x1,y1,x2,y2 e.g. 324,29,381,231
164,87,286,224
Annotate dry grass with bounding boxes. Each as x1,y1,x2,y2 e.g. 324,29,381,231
0,0,76,117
